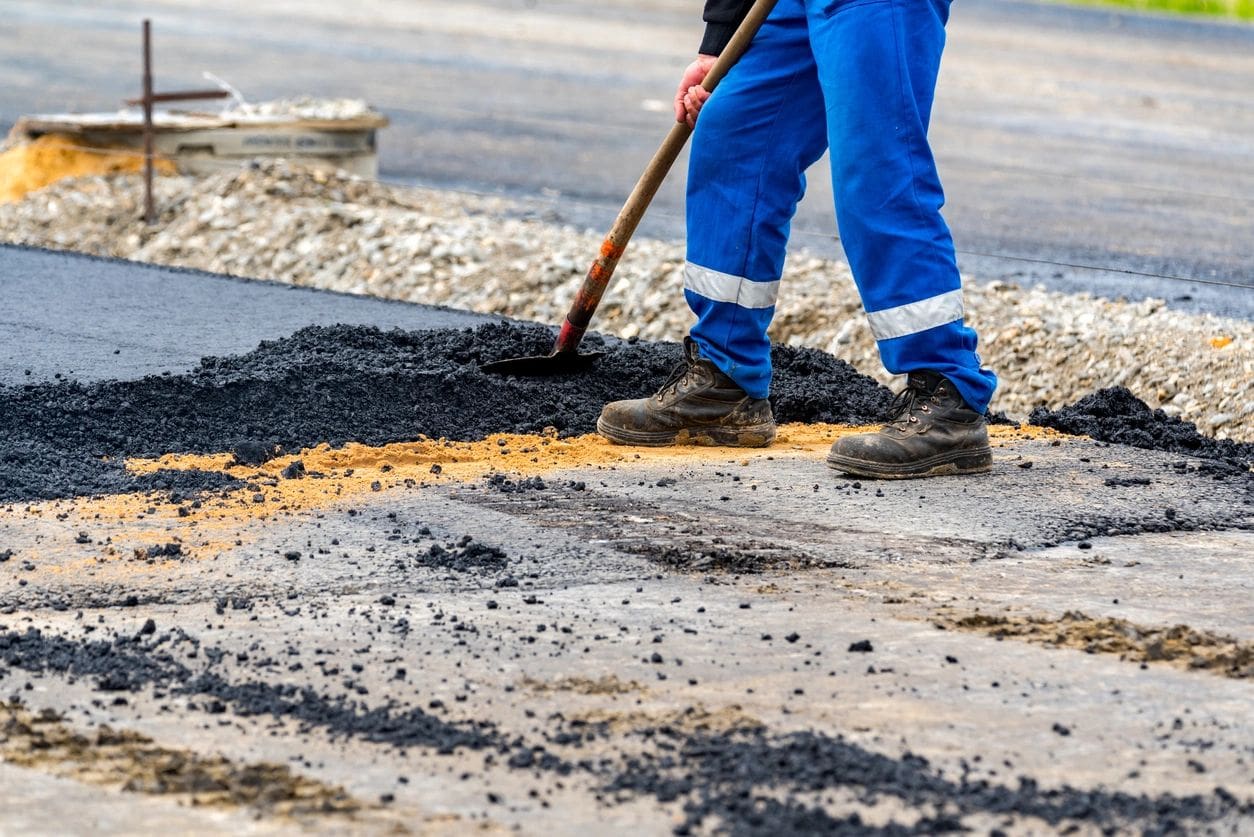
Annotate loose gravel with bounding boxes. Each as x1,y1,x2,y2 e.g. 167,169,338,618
0,627,499,753
605,725,1251,836
1,161,1249,441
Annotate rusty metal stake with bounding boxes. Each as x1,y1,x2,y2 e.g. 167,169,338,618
141,19,155,225
135,20,228,225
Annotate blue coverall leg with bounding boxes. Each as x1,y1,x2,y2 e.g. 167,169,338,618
685,0,997,413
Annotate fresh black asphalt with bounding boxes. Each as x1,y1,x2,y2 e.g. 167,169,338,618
0,245,493,385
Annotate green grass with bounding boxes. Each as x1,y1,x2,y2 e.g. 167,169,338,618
1064,0,1254,20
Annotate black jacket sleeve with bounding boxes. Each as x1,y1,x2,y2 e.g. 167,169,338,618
700,0,754,55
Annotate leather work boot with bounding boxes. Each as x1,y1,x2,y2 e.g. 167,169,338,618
597,338,776,447
826,370,992,479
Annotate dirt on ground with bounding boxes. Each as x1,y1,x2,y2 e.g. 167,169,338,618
933,610,1254,680
2,618,1248,835
0,702,363,817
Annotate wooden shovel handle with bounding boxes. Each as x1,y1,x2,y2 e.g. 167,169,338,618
553,0,780,353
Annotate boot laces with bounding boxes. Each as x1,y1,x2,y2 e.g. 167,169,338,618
885,382,938,429
657,354,700,398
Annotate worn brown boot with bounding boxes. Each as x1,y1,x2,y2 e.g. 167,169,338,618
826,370,992,479
597,338,776,447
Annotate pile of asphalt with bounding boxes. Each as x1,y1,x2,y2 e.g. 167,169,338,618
1030,387,1254,474
0,322,892,503
5,322,1249,505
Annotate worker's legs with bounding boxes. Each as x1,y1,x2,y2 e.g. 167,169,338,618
597,0,828,447
807,0,996,413
684,0,830,399
810,0,994,477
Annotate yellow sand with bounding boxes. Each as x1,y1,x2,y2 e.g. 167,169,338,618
3,423,1067,581
0,133,175,203
114,422,1058,522
34,422,1063,522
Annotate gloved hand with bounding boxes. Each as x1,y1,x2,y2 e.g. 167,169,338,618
673,54,719,128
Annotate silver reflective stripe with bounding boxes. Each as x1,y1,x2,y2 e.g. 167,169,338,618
866,289,965,341
684,262,780,310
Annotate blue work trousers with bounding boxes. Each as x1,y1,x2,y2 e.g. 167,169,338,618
685,0,997,412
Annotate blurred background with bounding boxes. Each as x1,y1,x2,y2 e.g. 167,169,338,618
2,0,1252,316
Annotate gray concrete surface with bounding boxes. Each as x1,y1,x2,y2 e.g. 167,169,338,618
2,429,1251,832
2,0,1253,316
0,763,285,836
0,245,495,384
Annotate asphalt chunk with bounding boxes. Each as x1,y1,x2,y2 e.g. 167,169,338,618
231,440,280,467
422,539,509,574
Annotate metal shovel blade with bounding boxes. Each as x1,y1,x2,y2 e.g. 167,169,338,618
480,350,604,377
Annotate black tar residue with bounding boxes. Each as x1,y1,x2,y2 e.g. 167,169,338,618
0,627,496,754
604,726,1250,835
7,625,1246,833
0,322,891,503
1031,387,1253,474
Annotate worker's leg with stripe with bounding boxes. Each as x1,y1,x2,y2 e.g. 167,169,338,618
808,0,996,413
597,0,829,448
813,0,996,477
684,0,829,400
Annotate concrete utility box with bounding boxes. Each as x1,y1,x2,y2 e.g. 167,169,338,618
6,101,388,179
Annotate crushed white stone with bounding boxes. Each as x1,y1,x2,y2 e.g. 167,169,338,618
218,96,379,122
2,161,1249,441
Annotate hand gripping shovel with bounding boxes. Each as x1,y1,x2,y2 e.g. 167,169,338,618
482,0,778,376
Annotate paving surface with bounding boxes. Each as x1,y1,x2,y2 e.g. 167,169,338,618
0,245,493,385
1,251,1252,833
2,0,1254,316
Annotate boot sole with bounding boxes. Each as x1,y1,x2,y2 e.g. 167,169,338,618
826,446,993,479
597,418,776,448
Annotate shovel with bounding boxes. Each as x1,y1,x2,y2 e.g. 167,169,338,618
482,0,778,376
